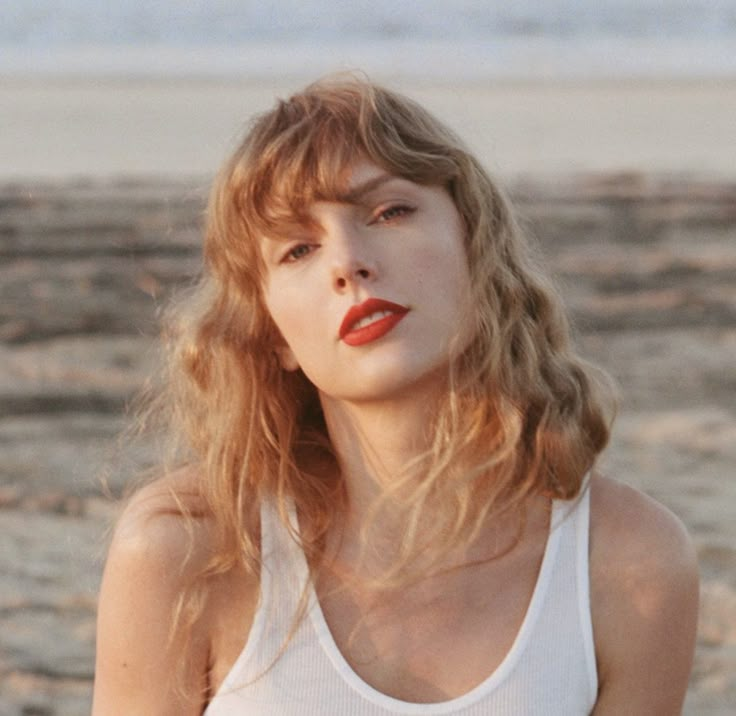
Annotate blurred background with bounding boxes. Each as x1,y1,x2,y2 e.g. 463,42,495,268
1,2,735,714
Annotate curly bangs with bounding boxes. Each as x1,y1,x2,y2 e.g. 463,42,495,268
222,76,473,243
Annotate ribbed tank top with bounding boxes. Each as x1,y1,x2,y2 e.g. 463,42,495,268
205,490,597,715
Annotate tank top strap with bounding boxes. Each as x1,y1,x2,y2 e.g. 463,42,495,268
573,484,597,701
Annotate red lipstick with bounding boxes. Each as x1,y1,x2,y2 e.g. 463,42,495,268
339,298,409,347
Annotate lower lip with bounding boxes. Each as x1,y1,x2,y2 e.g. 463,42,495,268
341,312,407,347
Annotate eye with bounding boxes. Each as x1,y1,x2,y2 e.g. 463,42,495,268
282,243,314,263
374,204,415,224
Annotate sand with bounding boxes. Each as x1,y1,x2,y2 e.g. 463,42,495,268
0,77,734,715
2,76,736,180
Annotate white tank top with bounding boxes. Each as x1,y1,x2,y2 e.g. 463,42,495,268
205,490,597,715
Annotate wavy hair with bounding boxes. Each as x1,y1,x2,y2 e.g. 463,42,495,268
144,74,615,693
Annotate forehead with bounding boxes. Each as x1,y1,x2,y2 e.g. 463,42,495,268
327,160,414,205
343,160,388,191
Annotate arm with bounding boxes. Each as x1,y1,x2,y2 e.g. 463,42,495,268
589,477,699,715
92,483,212,715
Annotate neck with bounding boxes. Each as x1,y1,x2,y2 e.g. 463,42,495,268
318,386,473,581
312,389,550,592
320,390,436,515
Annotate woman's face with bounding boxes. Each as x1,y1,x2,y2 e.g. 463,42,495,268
260,159,472,405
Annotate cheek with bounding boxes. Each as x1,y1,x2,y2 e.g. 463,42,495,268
416,234,469,293
263,283,319,352
262,286,293,342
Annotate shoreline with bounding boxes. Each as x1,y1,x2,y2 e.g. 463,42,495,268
3,34,736,80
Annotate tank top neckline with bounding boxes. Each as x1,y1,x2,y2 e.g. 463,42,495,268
288,498,565,714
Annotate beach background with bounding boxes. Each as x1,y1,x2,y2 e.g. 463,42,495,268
1,1,735,714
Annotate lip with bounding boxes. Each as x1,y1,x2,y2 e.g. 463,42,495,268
339,298,409,347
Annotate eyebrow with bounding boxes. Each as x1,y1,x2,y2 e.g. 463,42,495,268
336,173,401,204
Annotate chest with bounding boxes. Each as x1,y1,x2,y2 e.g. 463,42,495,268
313,536,548,703
202,499,599,715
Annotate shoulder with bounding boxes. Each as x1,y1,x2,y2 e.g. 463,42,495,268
110,469,214,568
93,471,214,713
102,470,219,612
93,469,257,714
588,475,698,598
587,475,699,714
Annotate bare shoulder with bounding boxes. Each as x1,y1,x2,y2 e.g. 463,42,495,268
93,469,257,715
588,475,699,715
111,468,214,564
589,475,697,581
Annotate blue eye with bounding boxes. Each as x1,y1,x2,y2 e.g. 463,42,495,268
376,205,414,223
284,243,313,262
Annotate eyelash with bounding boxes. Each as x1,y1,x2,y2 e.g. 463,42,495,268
374,204,415,223
280,242,315,264
279,204,416,263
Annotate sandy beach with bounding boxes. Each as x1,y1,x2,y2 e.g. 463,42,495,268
3,76,736,180
0,77,734,715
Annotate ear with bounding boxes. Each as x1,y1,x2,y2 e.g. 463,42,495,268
275,345,300,372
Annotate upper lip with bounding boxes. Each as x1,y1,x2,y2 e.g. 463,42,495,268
339,298,409,339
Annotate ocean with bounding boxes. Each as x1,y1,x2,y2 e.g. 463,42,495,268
2,0,736,80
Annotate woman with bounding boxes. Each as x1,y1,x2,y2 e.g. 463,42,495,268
92,76,699,714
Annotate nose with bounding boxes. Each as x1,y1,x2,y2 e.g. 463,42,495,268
327,221,378,291
333,263,374,290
